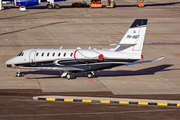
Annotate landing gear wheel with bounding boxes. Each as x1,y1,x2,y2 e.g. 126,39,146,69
47,4,53,9
87,72,94,78
54,4,60,9
16,72,23,77
66,73,74,80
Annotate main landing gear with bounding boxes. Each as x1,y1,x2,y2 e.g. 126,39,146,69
61,72,75,80
66,72,75,80
61,71,95,79
87,71,95,78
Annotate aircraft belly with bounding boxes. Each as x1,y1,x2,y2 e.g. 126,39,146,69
71,62,124,71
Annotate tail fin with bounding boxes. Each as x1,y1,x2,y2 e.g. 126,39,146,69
114,19,148,52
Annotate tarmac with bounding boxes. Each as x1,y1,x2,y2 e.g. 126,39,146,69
1,0,180,95
0,0,180,119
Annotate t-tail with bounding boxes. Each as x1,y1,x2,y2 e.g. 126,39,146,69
114,19,148,58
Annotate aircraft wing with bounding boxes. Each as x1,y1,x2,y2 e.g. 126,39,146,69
123,56,165,66
20,66,84,72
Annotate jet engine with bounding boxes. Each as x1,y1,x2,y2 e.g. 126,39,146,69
74,50,104,63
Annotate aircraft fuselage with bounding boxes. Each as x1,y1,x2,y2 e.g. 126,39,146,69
6,48,139,72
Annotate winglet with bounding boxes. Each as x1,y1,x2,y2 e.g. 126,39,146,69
152,56,165,62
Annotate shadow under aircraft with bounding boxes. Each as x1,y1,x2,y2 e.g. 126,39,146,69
24,64,174,79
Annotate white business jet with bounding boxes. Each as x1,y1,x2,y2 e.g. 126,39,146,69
6,19,164,79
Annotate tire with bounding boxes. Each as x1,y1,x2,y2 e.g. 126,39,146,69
66,73,71,79
16,72,20,77
16,73,22,77
47,4,53,9
66,73,74,79
55,4,60,9
87,73,94,78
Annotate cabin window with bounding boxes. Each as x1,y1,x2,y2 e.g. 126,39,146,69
47,53,50,56
58,53,61,57
42,53,44,56
70,53,73,57
36,53,39,56
64,53,66,57
52,53,55,57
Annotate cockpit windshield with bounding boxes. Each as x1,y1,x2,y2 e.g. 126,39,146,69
17,52,24,56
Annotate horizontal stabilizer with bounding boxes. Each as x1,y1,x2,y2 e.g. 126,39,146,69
123,56,165,66
110,43,136,50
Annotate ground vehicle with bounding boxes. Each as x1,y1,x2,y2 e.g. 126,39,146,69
71,2,88,7
2,1,7,4
106,0,116,8
90,0,102,8
137,0,144,7
19,6,26,12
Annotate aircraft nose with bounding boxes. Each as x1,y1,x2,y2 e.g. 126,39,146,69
6,59,11,65
6,59,14,68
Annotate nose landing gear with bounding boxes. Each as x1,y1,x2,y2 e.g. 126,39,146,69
16,69,23,77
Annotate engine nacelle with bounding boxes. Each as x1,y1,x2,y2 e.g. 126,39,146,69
74,50,104,63
14,0,41,7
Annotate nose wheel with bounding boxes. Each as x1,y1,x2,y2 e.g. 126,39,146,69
16,69,23,77
87,72,95,78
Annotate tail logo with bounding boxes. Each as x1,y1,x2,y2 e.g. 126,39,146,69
133,30,136,33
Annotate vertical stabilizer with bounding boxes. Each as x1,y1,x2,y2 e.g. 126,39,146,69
114,19,148,52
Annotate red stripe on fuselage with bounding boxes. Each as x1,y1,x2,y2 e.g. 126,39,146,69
74,50,78,60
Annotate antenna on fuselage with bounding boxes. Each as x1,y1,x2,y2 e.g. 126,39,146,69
59,46,63,49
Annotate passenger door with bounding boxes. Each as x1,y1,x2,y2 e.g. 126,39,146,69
29,50,36,65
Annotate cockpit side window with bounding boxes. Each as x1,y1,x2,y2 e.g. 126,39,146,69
17,52,24,56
